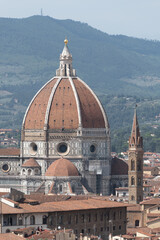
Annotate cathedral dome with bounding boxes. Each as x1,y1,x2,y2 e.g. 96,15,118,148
111,157,128,175
22,40,109,131
45,158,79,177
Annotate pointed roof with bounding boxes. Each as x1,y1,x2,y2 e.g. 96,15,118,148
60,38,72,59
22,158,40,168
61,43,71,58
129,107,143,148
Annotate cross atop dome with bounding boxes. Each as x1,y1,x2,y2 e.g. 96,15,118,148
56,38,76,77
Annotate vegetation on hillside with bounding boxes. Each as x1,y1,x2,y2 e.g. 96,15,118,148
0,16,160,152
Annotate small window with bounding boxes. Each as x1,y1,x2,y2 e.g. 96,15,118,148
2,163,10,172
59,215,63,224
75,215,78,224
119,225,121,230
81,214,85,223
59,185,63,193
131,160,135,170
18,216,23,225
131,195,135,201
57,142,68,154
113,226,116,231
30,142,38,155
119,211,122,219
30,215,35,225
90,144,96,153
42,215,47,224
135,220,139,227
131,177,135,186
68,215,71,224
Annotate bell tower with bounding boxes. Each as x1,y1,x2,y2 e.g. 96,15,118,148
128,107,143,204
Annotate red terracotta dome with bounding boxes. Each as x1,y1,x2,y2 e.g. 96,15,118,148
23,77,107,130
22,41,108,131
45,158,79,177
111,157,128,175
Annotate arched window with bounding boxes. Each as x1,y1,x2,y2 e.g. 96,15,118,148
131,195,135,201
30,215,35,225
131,177,135,186
35,169,39,175
72,185,75,193
59,184,63,193
42,215,47,224
131,160,135,171
28,169,31,176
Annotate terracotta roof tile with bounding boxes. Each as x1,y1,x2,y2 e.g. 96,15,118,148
141,198,160,205
147,217,160,223
48,78,79,129
22,158,40,168
45,158,79,177
73,78,105,128
25,194,88,203
2,198,128,215
24,78,58,129
0,233,25,240
0,148,20,156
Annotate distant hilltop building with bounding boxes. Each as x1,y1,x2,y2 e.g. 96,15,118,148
0,39,129,195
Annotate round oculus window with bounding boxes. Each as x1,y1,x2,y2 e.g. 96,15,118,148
90,144,96,153
57,142,68,154
30,142,38,155
2,163,10,172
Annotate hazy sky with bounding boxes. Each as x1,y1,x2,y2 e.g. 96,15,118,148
0,0,159,40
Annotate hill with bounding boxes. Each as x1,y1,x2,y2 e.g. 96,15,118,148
1,16,160,151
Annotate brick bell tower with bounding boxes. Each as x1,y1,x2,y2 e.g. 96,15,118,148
128,107,143,204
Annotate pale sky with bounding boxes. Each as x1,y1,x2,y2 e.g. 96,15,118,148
0,0,160,40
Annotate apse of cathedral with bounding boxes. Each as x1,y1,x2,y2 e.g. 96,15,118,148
0,39,129,195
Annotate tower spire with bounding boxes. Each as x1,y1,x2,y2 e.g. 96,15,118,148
128,106,144,204
129,105,143,149
56,38,76,77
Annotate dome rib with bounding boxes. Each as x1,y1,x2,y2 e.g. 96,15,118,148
69,77,82,127
77,77,109,129
44,77,62,128
23,78,58,130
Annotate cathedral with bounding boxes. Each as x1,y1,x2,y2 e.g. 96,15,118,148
0,39,132,195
